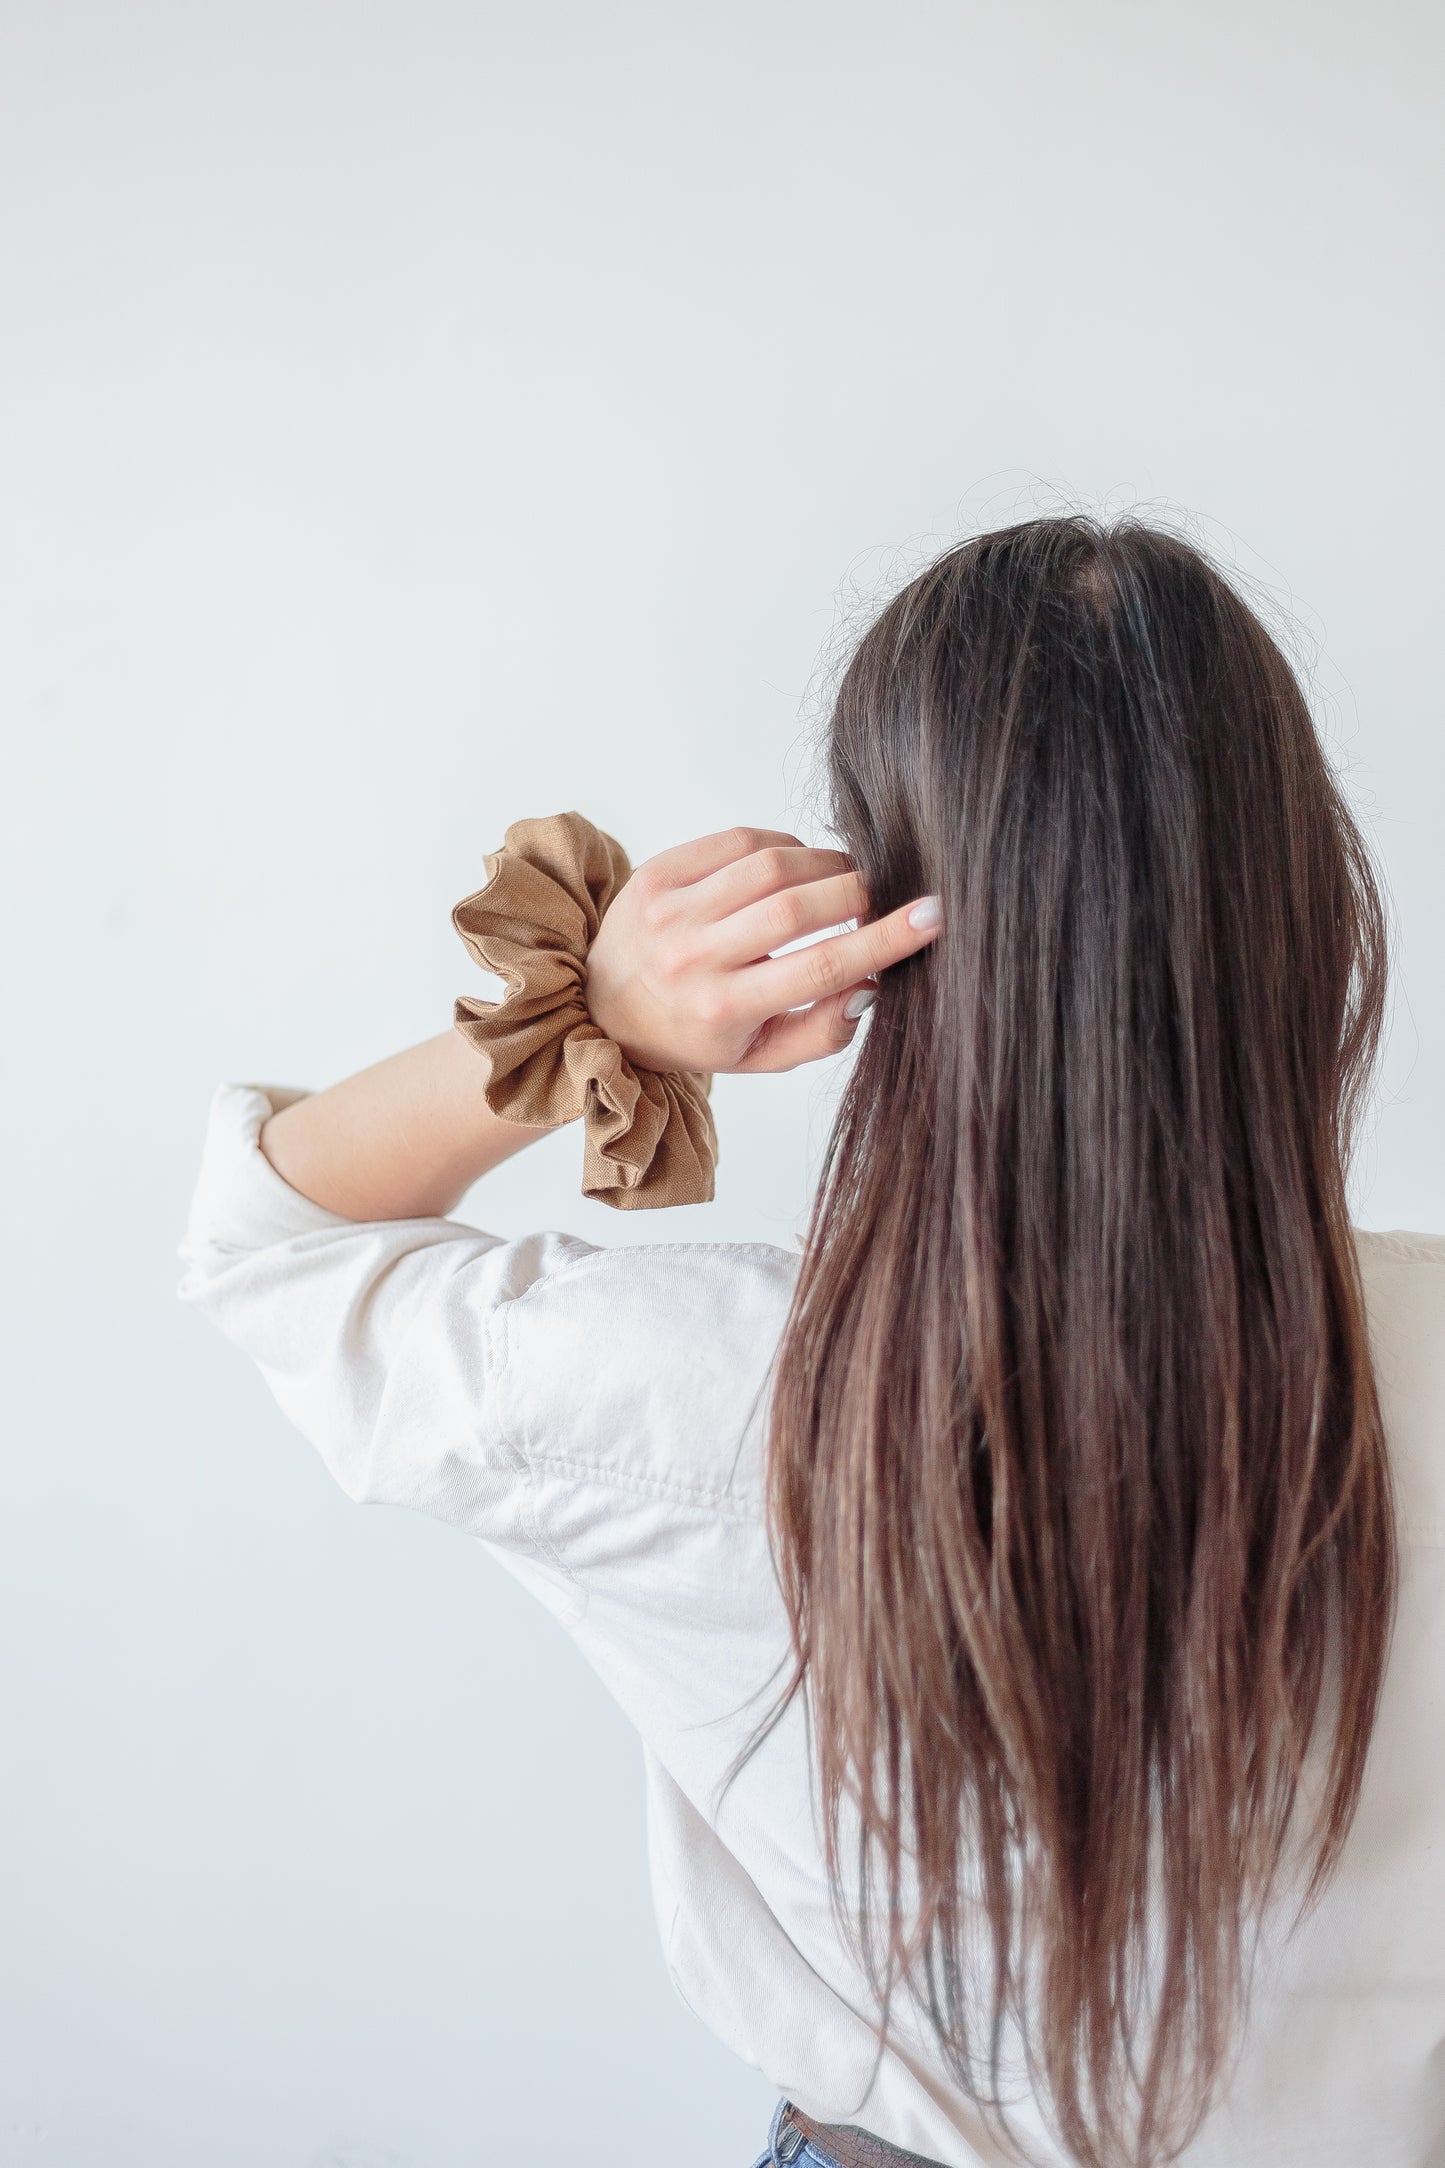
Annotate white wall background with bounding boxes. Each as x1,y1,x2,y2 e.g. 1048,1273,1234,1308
2,3,1442,2164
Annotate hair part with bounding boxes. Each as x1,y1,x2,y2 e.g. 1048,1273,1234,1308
756,514,1396,2165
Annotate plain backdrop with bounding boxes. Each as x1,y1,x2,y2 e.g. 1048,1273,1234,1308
2,3,1443,2164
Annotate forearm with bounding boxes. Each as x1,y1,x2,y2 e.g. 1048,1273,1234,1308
258,1030,555,1222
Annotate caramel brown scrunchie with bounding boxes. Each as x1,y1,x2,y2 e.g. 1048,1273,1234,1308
451,811,718,1210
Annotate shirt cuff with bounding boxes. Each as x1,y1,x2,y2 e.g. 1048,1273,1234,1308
178,1082,357,1260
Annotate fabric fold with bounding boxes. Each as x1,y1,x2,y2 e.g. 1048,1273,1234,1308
452,810,718,1210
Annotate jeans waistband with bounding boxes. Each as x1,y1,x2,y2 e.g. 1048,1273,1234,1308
760,2096,955,2168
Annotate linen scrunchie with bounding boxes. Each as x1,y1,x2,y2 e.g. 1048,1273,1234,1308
451,811,718,1210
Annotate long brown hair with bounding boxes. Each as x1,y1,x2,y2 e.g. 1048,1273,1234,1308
762,516,1396,2164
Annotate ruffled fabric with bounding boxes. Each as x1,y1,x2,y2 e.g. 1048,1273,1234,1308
451,811,718,1210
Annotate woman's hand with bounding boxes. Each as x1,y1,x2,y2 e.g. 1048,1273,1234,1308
584,826,942,1075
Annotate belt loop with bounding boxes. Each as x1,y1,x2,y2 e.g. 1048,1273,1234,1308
774,2101,808,2164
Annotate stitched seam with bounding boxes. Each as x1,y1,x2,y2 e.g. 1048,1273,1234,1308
1356,1229,1445,1264
490,1300,583,1596
522,1450,765,1517
499,1236,799,1321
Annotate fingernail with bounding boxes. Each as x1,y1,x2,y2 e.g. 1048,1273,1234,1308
843,990,876,1020
908,895,942,930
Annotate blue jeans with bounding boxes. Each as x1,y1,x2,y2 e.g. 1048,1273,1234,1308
749,2098,839,2168
749,2098,947,2168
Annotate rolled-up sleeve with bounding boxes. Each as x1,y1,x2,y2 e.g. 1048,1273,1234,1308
175,1082,599,1581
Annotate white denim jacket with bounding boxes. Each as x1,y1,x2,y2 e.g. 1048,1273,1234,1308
176,1081,1445,2167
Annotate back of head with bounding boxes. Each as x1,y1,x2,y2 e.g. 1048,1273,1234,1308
764,515,1397,2165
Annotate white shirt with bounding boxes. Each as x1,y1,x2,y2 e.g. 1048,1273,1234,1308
176,1081,1445,2167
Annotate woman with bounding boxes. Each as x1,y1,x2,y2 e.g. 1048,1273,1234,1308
177,515,1445,2167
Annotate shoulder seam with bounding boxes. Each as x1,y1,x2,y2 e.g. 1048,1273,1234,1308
498,1235,801,1322
491,1298,588,1613
1356,1228,1445,1264
523,1449,765,1519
